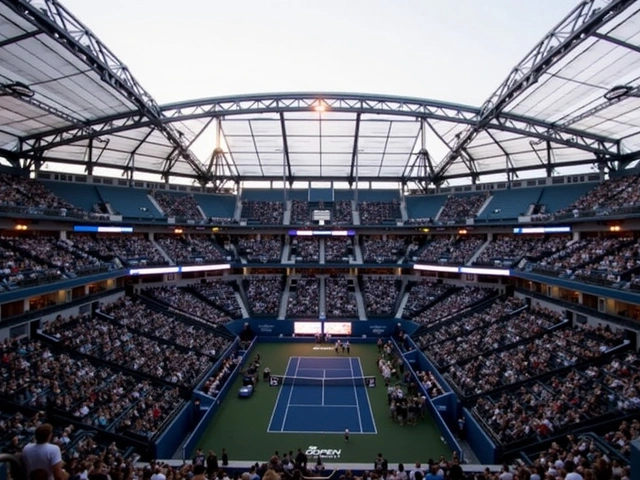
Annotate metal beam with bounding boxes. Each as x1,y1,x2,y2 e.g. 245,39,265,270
348,113,361,185
4,0,208,180
431,0,635,182
279,112,293,184
592,31,640,55
18,92,618,159
0,30,39,48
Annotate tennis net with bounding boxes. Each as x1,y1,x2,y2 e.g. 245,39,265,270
268,375,376,388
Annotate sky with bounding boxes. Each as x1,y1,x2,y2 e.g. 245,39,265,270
60,0,582,107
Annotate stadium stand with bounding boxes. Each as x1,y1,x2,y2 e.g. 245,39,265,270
286,275,319,317
150,191,204,221
95,186,164,220
192,193,237,223
476,187,543,221
437,193,488,223
405,194,448,224
535,182,596,215
236,235,282,263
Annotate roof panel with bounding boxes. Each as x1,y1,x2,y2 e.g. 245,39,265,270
321,136,353,152
359,120,391,136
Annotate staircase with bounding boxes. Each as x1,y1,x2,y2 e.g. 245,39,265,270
278,276,294,319
467,238,492,265
319,276,326,317
353,278,367,320
152,239,174,265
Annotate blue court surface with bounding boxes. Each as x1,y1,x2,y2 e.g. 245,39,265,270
267,356,377,434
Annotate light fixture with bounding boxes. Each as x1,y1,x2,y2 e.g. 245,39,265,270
1,81,35,98
313,100,327,112
604,85,633,101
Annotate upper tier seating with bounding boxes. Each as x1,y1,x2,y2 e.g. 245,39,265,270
437,193,487,223
405,195,448,224
193,193,236,221
150,191,204,221
96,186,163,220
476,187,543,221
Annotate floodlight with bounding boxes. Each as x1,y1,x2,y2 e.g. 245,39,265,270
0,81,34,98
313,100,327,112
603,85,633,101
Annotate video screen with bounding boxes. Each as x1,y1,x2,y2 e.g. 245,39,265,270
294,322,322,335
324,322,352,335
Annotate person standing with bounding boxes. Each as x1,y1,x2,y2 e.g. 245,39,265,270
345,340,350,355
192,449,205,467
22,423,69,480
221,448,229,466
206,451,219,477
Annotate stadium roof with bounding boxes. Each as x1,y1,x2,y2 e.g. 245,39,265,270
1,0,640,191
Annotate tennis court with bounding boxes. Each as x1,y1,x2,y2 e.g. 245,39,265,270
267,356,377,434
192,343,452,463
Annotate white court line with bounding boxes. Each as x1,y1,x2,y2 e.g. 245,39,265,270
280,357,299,432
294,367,353,371
287,404,359,408
355,357,378,434
349,357,363,434
322,369,325,406
267,357,293,433
265,429,378,435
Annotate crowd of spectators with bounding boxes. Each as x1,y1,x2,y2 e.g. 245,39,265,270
361,276,399,316
237,235,282,263
106,297,232,359
145,285,233,324
189,279,243,319
287,275,319,317
526,435,631,480
244,276,283,315
603,418,640,459
417,236,484,265
1,236,110,278
333,200,353,224
437,193,487,223
531,236,634,281
573,237,640,285
0,336,184,440
473,350,639,446
362,236,406,263
416,297,529,364
242,201,284,225
42,308,219,388
411,287,493,326
325,275,358,318
201,350,243,398
290,238,320,262
0,240,62,288
151,191,204,221
358,200,401,225
325,237,351,262
474,234,570,267
402,280,452,319
557,175,640,217
290,200,310,225
70,233,167,266
156,235,227,264
0,174,87,218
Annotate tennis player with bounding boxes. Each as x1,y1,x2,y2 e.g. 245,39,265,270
344,428,349,442
345,340,350,355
